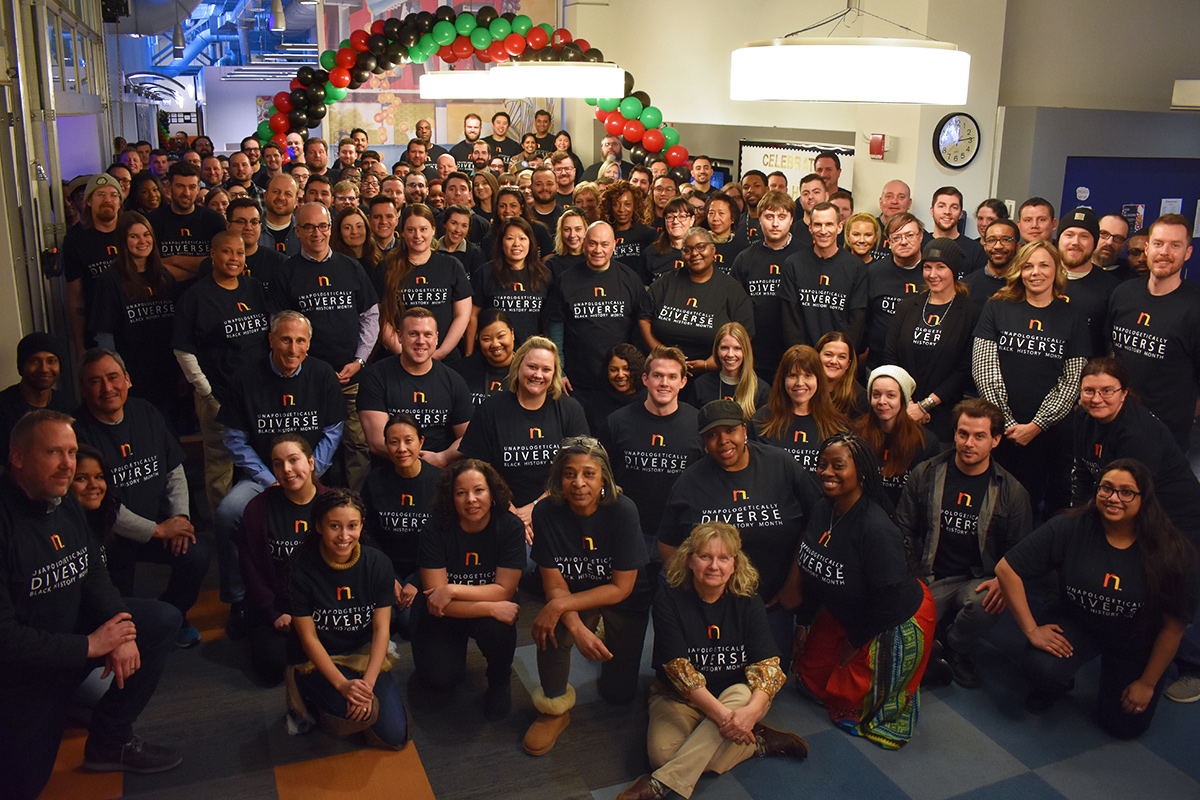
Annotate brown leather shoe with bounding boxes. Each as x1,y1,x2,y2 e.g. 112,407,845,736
616,774,667,800
523,711,570,756
754,723,809,759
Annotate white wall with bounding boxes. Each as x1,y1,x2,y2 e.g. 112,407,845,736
564,0,1007,221
201,67,291,153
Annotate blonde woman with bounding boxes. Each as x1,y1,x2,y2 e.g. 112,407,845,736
690,322,767,418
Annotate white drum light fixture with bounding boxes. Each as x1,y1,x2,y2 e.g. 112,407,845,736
730,2,970,104
420,62,624,100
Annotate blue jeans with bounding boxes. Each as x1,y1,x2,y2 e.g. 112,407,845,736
295,664,408,749
212,478,266,603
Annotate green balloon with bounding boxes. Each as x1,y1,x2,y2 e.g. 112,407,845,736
639,106,662,129
325,84,347,103
432,20,456,46
257,120,272,139
339,39,350,50
598,97,620,112
409,46,430,64
489,18,511,38
662,126,680,148
512,14,532,35
455,13,477,35
539,23,553,35
470,27,492,49
584,98,597,106
619,97,643,120
419,32,436,52
320,49,337,70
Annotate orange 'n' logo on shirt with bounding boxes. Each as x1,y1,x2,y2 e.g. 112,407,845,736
958,492,972,507
819,274,830,286
1095,444,1103,457
294,520,307,533
413,392,425,403
707,625,720,640
1028,319,1042,331
732,490,748,501
1103,573,1121,591
236,302,250,312
336,586,353,600
1138,312,1151,326
50,534,63,550
686,297,697,307
317,276,330,286
905,283,918,293
180,228,191,237
651,434,664,446
794,431,807,443
282,395,294,406
818,530,832,547
120,443,133,457
769,264,780,274
465,552,479,566
489,381,502,391
513,282,525,291
400,494,414,506
594,287,606,297
582,537,595,551
415,275,427,284
927,313,942,325
107,246,119,255
529,427,543,438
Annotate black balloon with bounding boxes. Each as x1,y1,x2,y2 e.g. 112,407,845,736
620,136,636,150
501,11,516,22
306,84,326,104
375,59,394,73
314,69,329,84
669,166,690,183
539,47,559,62
386,40,405,59
415,11,434,32
351,68,370,83
434,5,455,23
476,5,497,25
583,48,603,62
356,52,377,71
403,12,416,26
629,144,647,165
289,88,309,108
398,27,419,48
348,80,363,90
288,109,308,129
383,18,403,39
561,42,583,61
296,66,316,86
368,34,388,55
307,104,326,123
624,71,635,96
632,90,651,107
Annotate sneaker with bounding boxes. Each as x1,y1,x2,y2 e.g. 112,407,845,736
83,735,182,774
946,646,982,689
225,601,251,640
1165,674,1200,703
175,624,201,649
921,657,953,687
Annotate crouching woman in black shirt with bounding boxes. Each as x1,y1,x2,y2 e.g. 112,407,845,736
995,459,1199,738
616,522,806,800
288,489,408,750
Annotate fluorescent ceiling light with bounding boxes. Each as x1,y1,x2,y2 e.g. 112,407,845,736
419,62,625,100
731,38,969,104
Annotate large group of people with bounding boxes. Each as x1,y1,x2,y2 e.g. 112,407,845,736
5,112,1199,800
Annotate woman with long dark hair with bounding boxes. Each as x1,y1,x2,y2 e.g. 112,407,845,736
473,170,500,220
585,342,647,433
451,308,516,408
778,433,937,750
753,345,850,472
376,203,472,359
600,180,657,268
471,216,553,346
817,332,867,419
331,205,381,274
552,130,585,178
481,186,555,258
855,366,941,508
125,172,162,215
995,460,1199,737
640,197,693,284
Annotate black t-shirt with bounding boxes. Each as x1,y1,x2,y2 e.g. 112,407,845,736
443,240,487,284
531,494,649,607
652,586,777,699
373,253,473,348
264,488,315,570
471,267,550,345
269,251,379,369
640,270,755,362
486,136,523,160
600,402,703,538
779,248,869,346
0,386,71,457
532,205,563,233
735,212,761,245
974,298,1089,421
147,205,226,260
361,463,442,578
948,234,987,277
796,495,924,648
613,224,658,269
289,542,393,659
879,428,941,509
418,510,526,585
171,274,271,403
750,411,826,473
88,269,180,390
932,462,992,580
864,257,925,368
264,220,297,255
73,397,186,521
659,441,819,599
690,372,769,413
532,134,556,159
357,357,473,454
1005,512,1199,654
243,247,288,295
639,247,683,285
216,356,346,464
448,140,478,173
1062,267,1120,356
712,236,749,276
450,352,512,408
61,226,119,325
1107,278,1200,450
731,239,805,375
544,261,645,392
458,391,589,506
961,267,1007,312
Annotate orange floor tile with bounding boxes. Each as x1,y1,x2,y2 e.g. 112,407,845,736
274,742,436,800
190,588,228,643
39,726,124,800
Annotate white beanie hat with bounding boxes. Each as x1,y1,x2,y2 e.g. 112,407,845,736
867,365,917,407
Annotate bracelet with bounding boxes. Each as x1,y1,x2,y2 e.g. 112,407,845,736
918,397,935,412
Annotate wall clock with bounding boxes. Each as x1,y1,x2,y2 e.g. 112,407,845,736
933,112,980,169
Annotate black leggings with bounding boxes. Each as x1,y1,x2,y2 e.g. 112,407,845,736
1022,603,1166,739
411,602,516,692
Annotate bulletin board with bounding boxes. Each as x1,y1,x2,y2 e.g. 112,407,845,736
737,139,854,200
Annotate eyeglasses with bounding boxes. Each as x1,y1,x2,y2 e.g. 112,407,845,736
298,223,331,233
985,236,1017,245
890,232,921,243
1098,231,1127,244
334,195,358,202
665,212,694,222
1096,483,1141,503
1127,247,1145,257
681,243,713,255
229,218,262,227
1080,386,1122,399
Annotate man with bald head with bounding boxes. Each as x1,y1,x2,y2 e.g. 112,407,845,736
878,179,913,231
435,153,456,183
545,221,645,400
415,118,448,161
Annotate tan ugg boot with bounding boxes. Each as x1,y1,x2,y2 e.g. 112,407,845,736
523,685,576,756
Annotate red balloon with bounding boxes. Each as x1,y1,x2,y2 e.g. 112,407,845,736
328,67,351,89
438,44,456,60
476,48,492,63
551,28,572,51
505,32,527,56
271,132,288,146
642,128,665,153
665,145,689,168
441,51,459,64
269,112,289,133
452,35,474,58
370,20,385,35
290,78,303,91
488,40,510,62
273,91,293,113
604,111,626,137
350,30,371,52
526,27,548,49
575,38,590,53
336,47,357,69
594,106,609,122
623,119,645,143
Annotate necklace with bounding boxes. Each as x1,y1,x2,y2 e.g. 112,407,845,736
922,293,952,327
819,506,844,547
322,542,361,570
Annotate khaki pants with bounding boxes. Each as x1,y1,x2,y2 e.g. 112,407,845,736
339,381,369,492
647,683,757,799
195,391,233,514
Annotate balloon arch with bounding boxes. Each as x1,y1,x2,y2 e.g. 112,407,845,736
254,4,692,179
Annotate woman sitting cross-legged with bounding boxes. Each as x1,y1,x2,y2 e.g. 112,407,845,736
617,522,807,800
